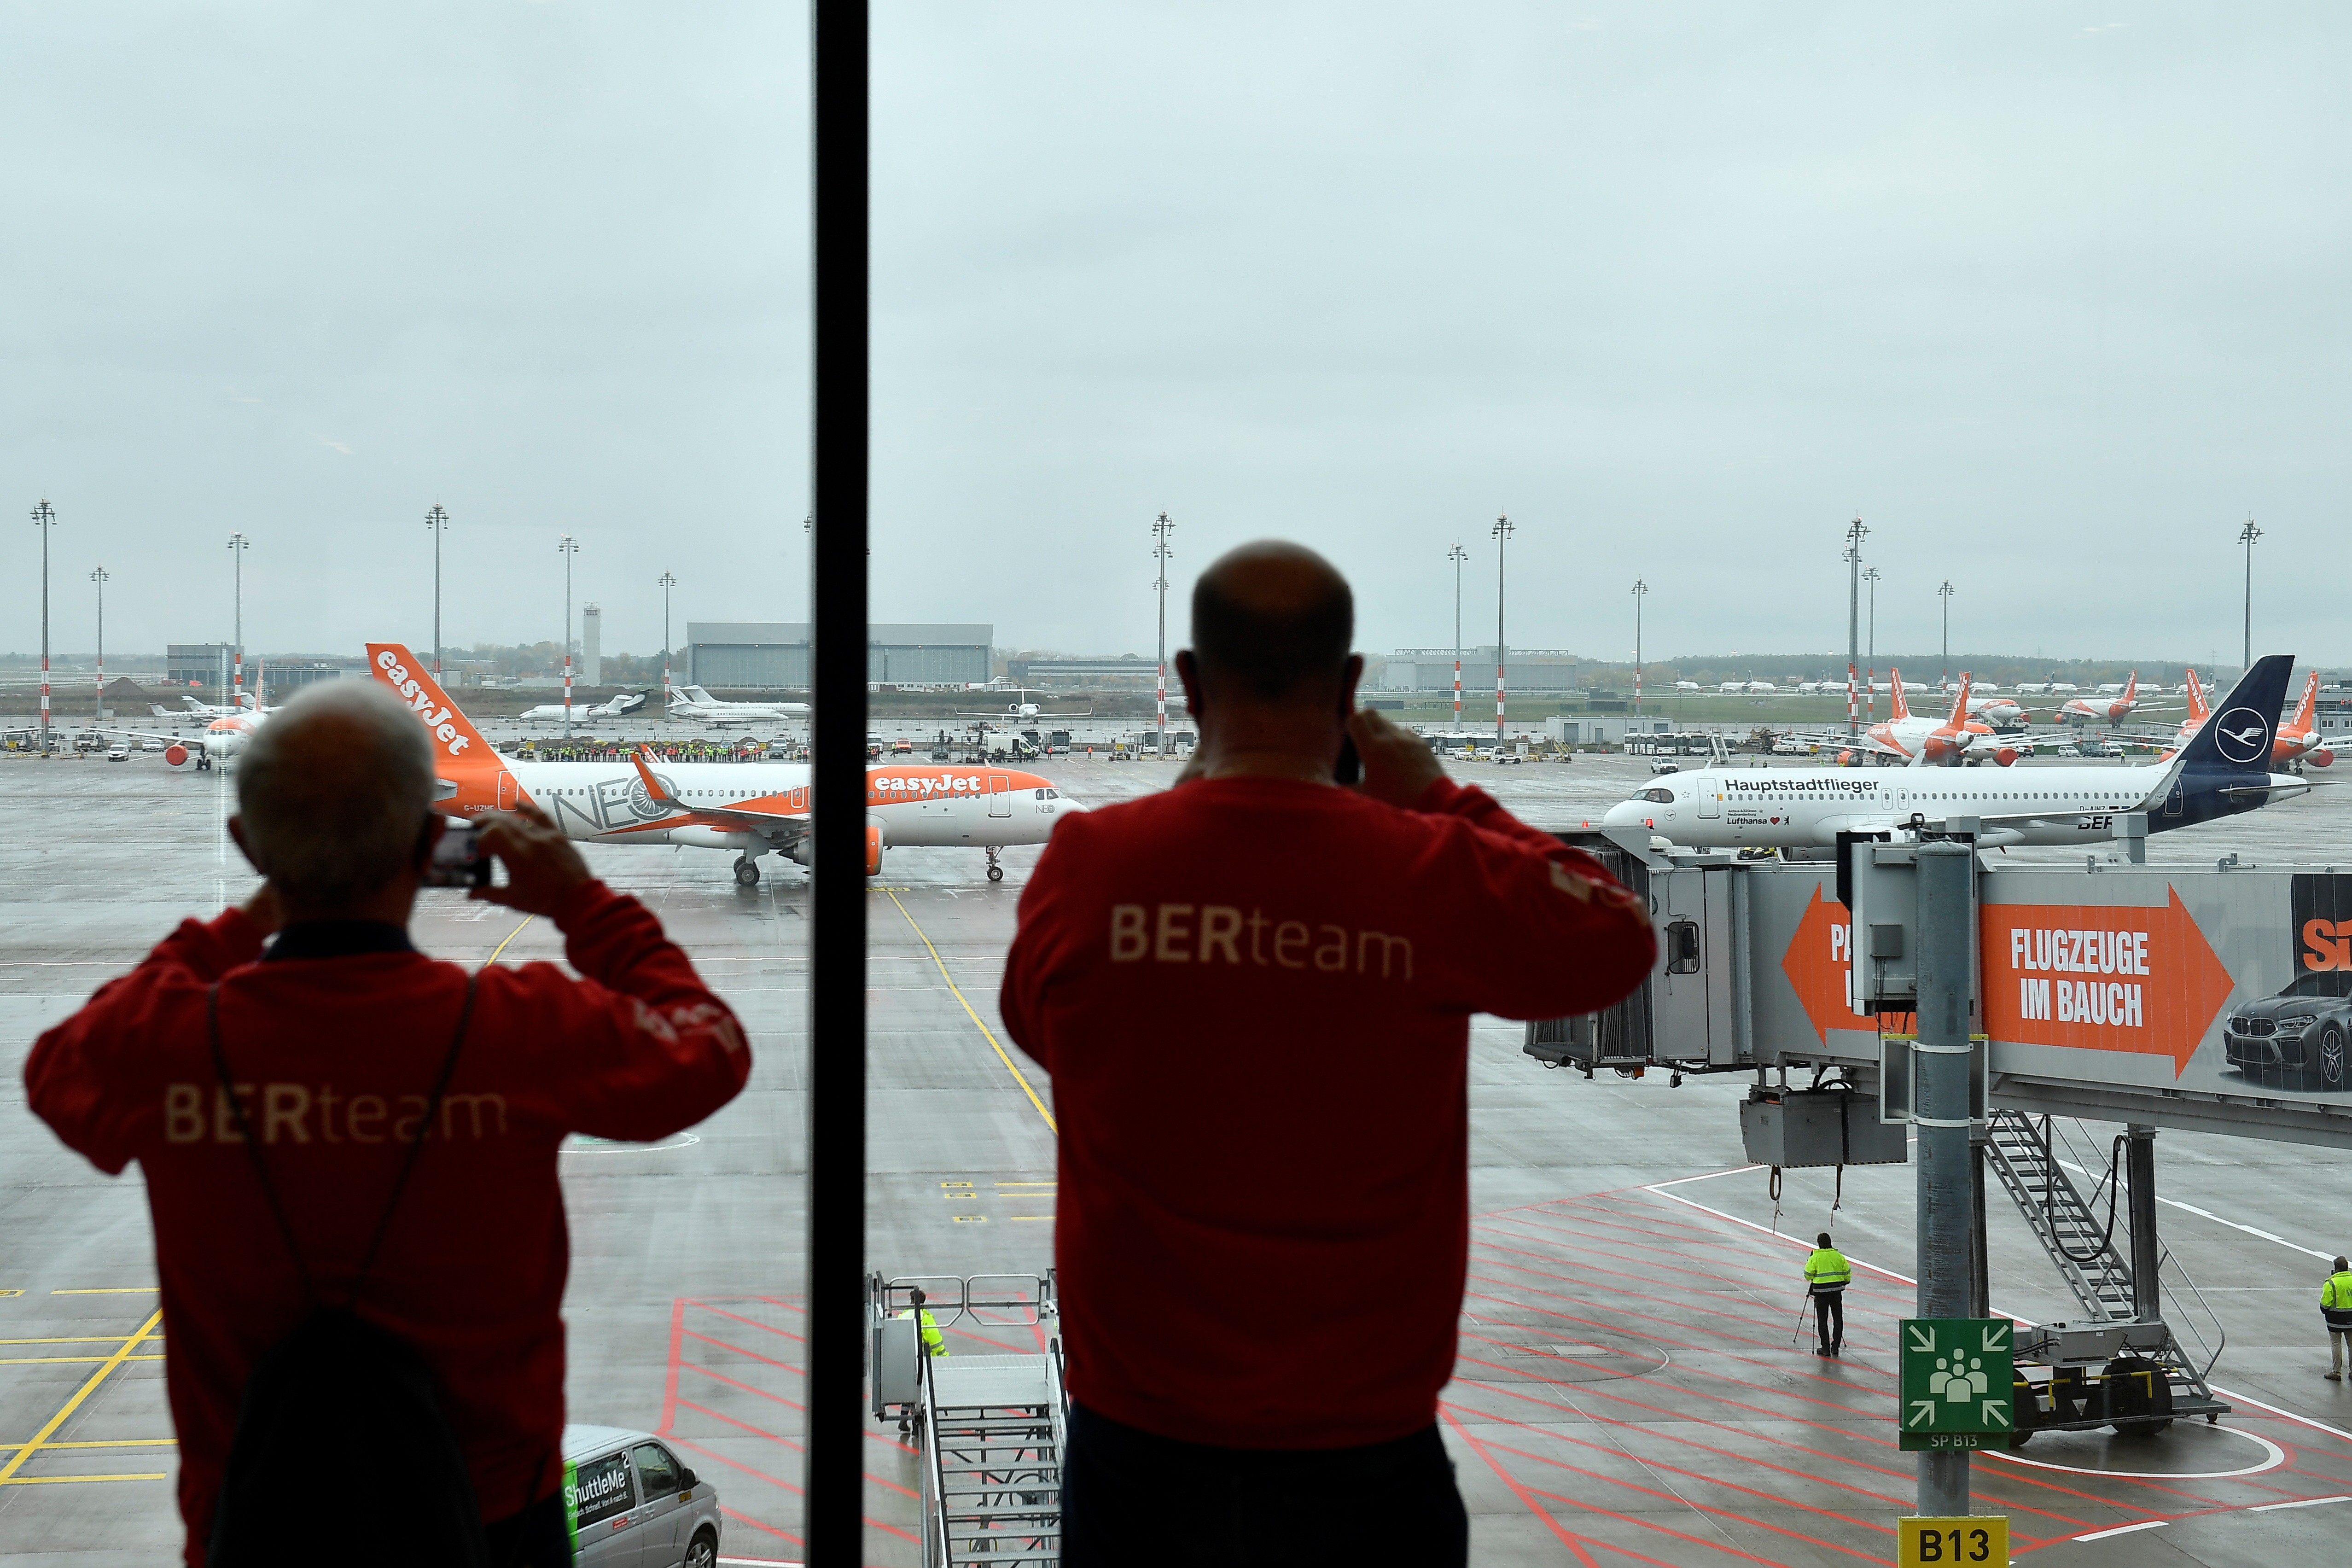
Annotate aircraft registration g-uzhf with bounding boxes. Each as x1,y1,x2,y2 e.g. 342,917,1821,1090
1604,654,2314,851
369,646,1081,884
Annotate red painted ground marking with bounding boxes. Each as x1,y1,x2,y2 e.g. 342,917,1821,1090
1447,1392,1902,1546
685,1359,805,1413
692,1302,809,1346
1450,1311,2099,1527
1450,1435,1805,1565
753,1297,807,1314
670,1436,802,1496
718,1504,803,1545
1470,1428,1883,1565
687,1329,803,1374
663,1297,687,1434
1468,1240,1912,1347
1439,1359,1919,1517
1439,1406,1603,1566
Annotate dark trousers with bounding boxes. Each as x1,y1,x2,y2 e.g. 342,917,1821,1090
1061,1400,1468,1568
1814,1289,1845,1352
485,1491,573,1568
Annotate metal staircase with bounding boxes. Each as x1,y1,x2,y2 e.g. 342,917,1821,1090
1982,1110,2225,1425
920,1355,1064,1565
1983,1110,2138,1323
871,1272,1068,1567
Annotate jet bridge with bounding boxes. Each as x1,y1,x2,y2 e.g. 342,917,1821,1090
1530,826,2352,1442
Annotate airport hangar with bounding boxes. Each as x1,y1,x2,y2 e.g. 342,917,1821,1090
684,621,992,689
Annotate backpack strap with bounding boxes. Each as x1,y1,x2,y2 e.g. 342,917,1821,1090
207,971,481,1310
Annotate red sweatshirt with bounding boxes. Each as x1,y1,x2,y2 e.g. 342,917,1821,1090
23,882,751,1566
1000,774,1654,1449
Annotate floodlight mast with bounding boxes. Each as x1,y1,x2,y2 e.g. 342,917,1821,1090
1492,514,1513,747
1938,581,1954,689
659,571,677,724
2239,518,2261,672
558,536,581,738
227,533,249,707
91,565,109,718
426,504,450,678
32,501,55,751
1152,513,1174,752
1842,518,1868,736
1863,565,1880,726
1448,544,1468,728
1631,580,1648,718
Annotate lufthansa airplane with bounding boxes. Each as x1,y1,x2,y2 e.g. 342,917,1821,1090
1605,655,2311,851
371,646,1078,884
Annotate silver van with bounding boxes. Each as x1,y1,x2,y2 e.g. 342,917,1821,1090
562,1425,721,1568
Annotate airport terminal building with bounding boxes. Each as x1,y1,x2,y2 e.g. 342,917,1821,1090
686,622,992,689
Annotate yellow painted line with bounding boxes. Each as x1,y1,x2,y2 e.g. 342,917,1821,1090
0,1472,169,1486
992,1182,1055,1188
485,915,536,967
0,1310,163,1485
50,1288,156,1295
0,1337,166,1346
0,1439,176,1451
1008,1215,1054,1222
885,891,1057,1134
0,1355,164,1365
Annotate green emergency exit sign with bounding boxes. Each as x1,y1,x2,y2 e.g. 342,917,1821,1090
1897,1317,2013,1452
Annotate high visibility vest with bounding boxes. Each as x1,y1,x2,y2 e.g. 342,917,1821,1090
898,1307,947,1357
1805,1248,1852,1291
2323,1272,2352,1314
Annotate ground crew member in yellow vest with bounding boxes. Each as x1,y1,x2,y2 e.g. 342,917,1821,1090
1805,1232,1851,1358
899,1306,949,1358
2323,1256,2352,1380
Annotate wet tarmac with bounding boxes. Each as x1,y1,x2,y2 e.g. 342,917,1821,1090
2,746,2350,1564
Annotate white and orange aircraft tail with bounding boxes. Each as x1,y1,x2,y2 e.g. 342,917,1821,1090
2275,670,2331,768
2059,671,2144,728
364,644,1081,886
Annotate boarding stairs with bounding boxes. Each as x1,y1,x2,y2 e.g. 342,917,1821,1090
1982,1111,2226,1427
871,1273,1067,1567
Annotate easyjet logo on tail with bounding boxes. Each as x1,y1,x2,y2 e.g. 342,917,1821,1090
367,644,483,760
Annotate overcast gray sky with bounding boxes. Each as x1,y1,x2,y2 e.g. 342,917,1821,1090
6,3,2346,669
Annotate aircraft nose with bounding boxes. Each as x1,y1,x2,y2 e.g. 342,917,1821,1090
1601,799,1645,827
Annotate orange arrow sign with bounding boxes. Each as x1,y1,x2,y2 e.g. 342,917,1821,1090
1781,885,1853,1044
1979,886,2233,1076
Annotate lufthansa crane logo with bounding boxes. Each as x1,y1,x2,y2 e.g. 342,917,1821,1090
2213,706,2270,765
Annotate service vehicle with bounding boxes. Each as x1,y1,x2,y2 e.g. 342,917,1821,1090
1649,758,1681,775
106,744,130,761
563,1424,720,1568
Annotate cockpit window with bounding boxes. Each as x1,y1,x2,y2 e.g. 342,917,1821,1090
1641,788,1676,804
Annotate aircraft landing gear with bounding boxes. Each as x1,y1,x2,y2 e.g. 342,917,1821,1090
986,847,1004,883
734,855,762,888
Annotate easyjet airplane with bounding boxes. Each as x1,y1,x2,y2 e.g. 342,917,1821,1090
371,646,1080,885
2271,670,2333,768
1791,669,2004,765
2057,672,2154,727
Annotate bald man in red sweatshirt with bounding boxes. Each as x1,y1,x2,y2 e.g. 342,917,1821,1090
1001,542,1656,1566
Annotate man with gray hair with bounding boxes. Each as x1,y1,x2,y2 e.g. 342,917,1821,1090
26,680,751,1566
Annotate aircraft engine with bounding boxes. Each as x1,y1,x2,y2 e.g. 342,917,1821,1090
1995,747,2019,767
865,824,885,876
1835,749,1854,766
2314,749,2335,769
164,743,195,770
786,839,814,868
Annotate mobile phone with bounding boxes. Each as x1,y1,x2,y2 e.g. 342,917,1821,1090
423,820,492,889
1335,733,1362,787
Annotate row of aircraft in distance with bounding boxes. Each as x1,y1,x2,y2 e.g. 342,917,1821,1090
1608,654,2319,852
102,647,1078,886
1774,667,2331,769
1666,670,2247,728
